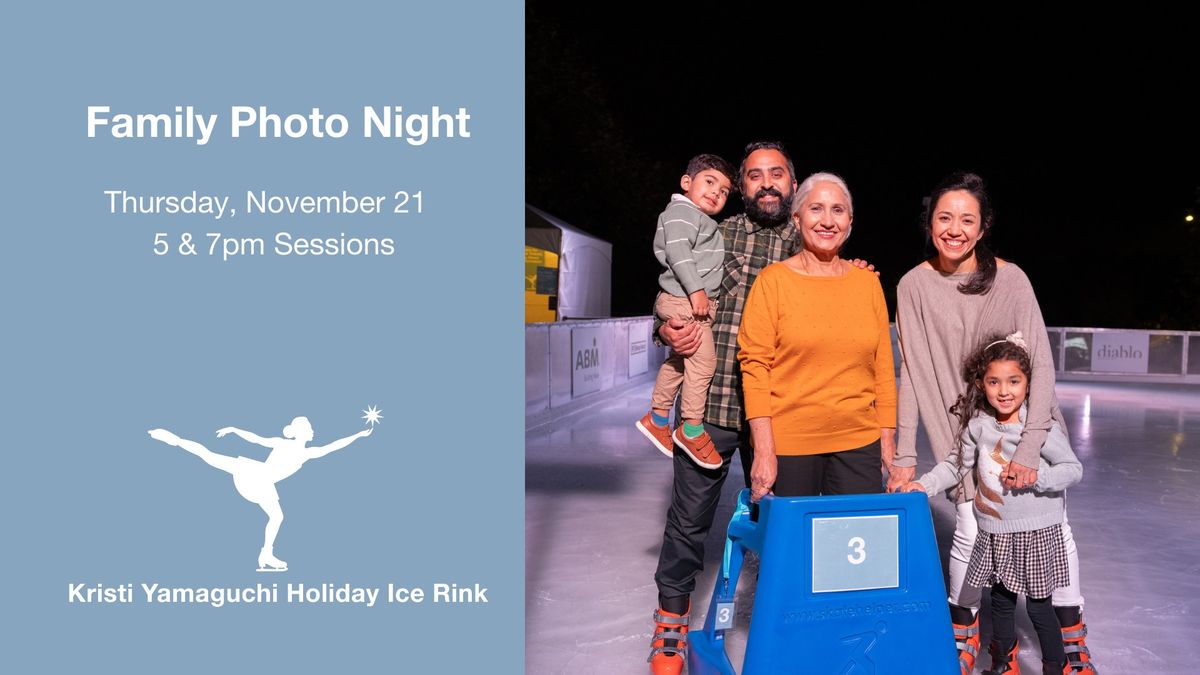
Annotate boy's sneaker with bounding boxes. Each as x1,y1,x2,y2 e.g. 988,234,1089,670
636,413,674,458
672,427,722,470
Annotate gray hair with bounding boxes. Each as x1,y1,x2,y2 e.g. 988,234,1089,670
792,172,853,217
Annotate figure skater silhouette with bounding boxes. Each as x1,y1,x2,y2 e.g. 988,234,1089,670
148,416,372,571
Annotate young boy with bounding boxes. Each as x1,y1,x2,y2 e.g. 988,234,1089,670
635,154,734,470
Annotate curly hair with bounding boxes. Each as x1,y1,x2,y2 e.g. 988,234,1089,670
948,337,1032,469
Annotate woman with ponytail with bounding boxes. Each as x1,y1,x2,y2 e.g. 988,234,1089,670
886,172,1098,675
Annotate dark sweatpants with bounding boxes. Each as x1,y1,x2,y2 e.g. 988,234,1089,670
654,423,749,601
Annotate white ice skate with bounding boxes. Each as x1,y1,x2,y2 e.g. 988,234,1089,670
257,546,288,572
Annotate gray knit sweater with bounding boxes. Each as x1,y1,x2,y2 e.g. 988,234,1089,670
916,406,1082,534
654,195,725,298
893,263,1067,502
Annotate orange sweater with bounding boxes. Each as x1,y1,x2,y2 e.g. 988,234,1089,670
738,263,896,455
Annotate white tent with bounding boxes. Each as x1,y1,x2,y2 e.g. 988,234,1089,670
526,204,612,320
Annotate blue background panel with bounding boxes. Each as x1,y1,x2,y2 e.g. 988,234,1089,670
0,2,524,673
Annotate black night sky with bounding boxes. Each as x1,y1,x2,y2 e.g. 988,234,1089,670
527,6,1199,329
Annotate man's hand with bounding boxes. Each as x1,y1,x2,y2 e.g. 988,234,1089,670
688,290,710,320
660,318,701,357
848,258,879,276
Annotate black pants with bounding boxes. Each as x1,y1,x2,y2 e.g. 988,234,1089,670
990,583,1065,665
654,423,749,600
773,439,884,497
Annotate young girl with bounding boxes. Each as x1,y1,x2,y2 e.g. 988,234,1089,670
903,333,1083,674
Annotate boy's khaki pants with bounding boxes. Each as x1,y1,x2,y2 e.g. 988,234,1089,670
651,292,717,421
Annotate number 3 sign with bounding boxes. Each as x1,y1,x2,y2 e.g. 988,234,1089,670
812,515,899,593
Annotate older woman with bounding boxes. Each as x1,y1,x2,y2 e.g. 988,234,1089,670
737,172,896,502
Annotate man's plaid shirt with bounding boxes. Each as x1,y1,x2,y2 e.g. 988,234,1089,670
706,213,799,429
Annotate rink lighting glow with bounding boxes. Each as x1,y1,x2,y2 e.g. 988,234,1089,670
1079,395,1092,448
1172,410,1185,458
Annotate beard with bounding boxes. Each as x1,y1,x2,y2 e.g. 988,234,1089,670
742,186,794,227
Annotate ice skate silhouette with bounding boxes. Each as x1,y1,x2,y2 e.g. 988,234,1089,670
148,417,373,572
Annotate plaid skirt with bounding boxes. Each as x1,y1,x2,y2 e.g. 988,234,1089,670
965,523,1069,598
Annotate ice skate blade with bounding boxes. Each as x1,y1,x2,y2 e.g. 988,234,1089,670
256,566,288,572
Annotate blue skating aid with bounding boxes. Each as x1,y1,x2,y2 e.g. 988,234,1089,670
689,490,958,674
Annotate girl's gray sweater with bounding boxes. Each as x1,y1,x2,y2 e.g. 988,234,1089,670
917,406,1082,534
